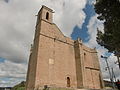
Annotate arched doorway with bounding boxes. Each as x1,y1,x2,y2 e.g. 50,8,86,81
67,77,70,87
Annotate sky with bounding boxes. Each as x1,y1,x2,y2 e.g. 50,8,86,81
0,0,120,87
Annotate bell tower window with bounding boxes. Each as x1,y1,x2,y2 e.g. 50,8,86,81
46,12,49,20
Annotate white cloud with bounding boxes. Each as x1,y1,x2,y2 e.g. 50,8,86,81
0,0,87,87
0,78,25,87
84,15,104,48
0,60,27,87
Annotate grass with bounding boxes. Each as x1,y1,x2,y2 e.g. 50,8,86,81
17,87,25,90
12,81,25,90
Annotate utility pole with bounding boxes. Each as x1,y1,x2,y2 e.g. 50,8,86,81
101,55,115,89
101,56,112,81
115,50,120,69
111,68,116,82
117,56,120,69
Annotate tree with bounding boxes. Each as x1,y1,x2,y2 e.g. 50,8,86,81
94,0,120,68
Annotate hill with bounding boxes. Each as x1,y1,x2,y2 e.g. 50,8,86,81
12,81,25,90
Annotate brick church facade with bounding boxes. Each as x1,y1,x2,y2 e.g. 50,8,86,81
26,5,104,90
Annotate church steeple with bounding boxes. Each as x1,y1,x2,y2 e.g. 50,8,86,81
37,5,53,24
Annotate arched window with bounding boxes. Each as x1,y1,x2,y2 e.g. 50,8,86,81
67,77,70,87
46,12,49,20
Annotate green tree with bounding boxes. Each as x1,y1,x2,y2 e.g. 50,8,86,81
94,0,120,68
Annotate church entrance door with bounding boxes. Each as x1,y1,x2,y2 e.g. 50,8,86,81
67,77,70,87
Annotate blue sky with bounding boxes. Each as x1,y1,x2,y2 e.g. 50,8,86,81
71,0,95,42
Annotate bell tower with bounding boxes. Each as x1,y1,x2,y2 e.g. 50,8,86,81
37,5,53,24
26,6,54,90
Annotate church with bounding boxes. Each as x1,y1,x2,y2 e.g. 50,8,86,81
26,5,104,90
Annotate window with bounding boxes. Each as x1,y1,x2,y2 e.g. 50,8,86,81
84,53,86,61
46,12,49,20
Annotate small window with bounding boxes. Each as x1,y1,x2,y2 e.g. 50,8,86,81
84,53,86,61
46,12,49,20
84,53,86,55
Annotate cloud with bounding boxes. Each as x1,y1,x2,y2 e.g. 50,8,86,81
84,15,104,48
0,60,27,87
0,0,9,3
0,0,87,87
4,0,9,3
0,0,37,64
